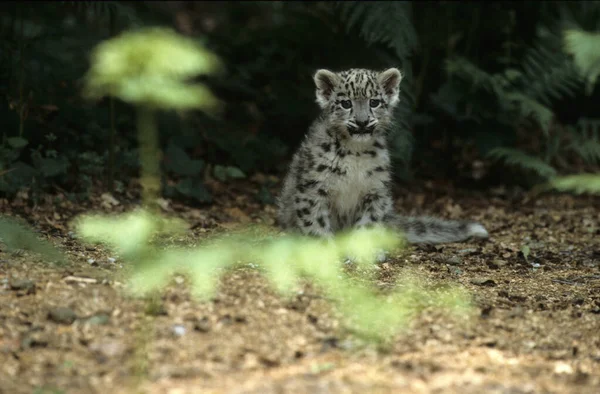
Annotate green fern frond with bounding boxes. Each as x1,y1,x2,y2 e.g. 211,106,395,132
61,1,139,25
521,45,582,104
487,147,557,179
445,58,554,133
568,137,600,165
444,57,497,91
564,29,600,95
503,92,553,134
337,1,418,61
546,173,600,195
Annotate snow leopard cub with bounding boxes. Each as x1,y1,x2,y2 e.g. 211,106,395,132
277,67,489,244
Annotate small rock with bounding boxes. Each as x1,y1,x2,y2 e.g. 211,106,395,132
338,339,355,350
487,259,507,269
508,306,525,318
321,337,338,352
447,266,463,275
89,339,126,360
107,257,116,264
470,278,496,287
85,313,110,326
194,317,211,333
9,279,36,295
172,324,186,337
375,249,388,263
480,305,493,318
152,365,206,380
145,302,167,316
234,315,247,324
493,259,508,267
48,307,77,324
446,256,462,265
20,332,49,349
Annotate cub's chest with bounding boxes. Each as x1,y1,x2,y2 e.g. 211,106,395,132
326,152,388,212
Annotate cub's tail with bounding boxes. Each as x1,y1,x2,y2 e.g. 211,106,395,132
385,214,489,244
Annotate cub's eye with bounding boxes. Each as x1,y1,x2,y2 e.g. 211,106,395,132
369,99,381,108
340,100,352,109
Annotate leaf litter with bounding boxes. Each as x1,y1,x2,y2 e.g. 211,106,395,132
0,177,599,393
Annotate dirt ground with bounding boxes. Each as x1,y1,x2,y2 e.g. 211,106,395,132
1,177,599,394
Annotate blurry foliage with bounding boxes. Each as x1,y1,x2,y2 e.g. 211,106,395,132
82,26,223,209
542,173,600,195
75,210,471,341
0,216,65,264
1,1,600,202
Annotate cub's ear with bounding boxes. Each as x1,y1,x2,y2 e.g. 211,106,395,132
377,68,403,107
314,69,339,108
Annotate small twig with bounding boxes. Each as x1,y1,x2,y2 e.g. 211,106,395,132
63,276,98,284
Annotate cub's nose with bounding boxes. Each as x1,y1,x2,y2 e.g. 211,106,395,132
356,120,368,129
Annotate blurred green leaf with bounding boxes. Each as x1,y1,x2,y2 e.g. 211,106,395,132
564,29,600,95
174,178,212,203
545,173,600,195
0,217,65,264
214,165,246,181
7,137,29,149
165,143,204,177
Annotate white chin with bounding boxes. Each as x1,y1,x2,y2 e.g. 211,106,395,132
350,133,374,142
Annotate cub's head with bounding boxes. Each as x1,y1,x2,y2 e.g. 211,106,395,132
313,68,402,141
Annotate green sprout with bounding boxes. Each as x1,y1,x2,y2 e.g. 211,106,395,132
75,211,471,341
83,27,223,210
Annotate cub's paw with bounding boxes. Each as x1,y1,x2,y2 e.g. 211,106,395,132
342,249,388,265
375,249,388,263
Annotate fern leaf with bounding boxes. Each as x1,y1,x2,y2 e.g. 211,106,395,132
568,138,600,165
337,1,418,61
487,147,557,179
444,57,496,91
521,45,582,104
564,29,600,95
546,173,600,195
503,92,553,135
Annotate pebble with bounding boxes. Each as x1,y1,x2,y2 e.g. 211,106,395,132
194,317,211,333
86,313,110,326
172,324,186,337
9,279,36,294
89,339,126,359
446,256,462,265
48,307,77,324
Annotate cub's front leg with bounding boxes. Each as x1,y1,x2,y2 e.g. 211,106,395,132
351,190,394,263
293,184,333,238
354,190,393,229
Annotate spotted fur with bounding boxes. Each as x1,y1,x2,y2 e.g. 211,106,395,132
277,68,489,244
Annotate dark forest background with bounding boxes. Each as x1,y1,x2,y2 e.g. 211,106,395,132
1,1,599,205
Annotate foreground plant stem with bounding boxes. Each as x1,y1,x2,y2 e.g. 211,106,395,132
106,9,117,192
136,106,161,212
